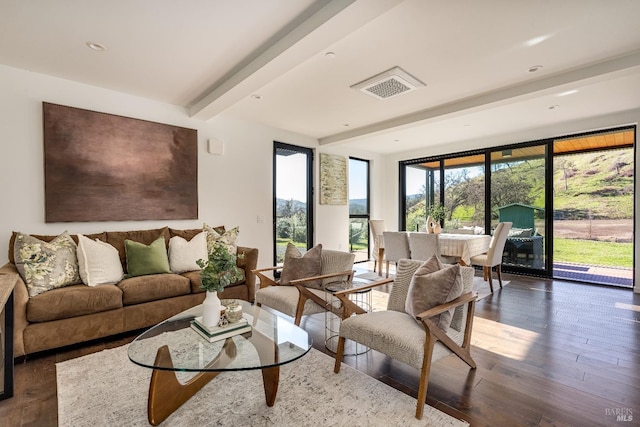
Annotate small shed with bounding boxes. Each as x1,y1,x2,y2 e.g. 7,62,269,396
498,203,544,230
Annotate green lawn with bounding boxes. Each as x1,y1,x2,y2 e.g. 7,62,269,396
554,238,633,268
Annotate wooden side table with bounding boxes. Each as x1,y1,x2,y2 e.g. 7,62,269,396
0,274,15,401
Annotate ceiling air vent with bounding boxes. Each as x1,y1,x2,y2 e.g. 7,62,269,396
351,66,425,100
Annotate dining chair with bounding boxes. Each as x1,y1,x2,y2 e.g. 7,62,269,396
469,222,512,292
408,232,439,261
369,220,386,275
381,231,410,278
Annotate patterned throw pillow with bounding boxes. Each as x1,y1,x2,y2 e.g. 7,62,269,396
14,231,82,298
77,234,124,286
168,231,208,274
204,224,239,256
404,255,462,332
279,243,323,289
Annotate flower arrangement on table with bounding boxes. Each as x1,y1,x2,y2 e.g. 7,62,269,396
197,245,244,292
427,203,447,234
196,245,244,326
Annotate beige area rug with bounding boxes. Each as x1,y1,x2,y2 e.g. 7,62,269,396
57,345,468,427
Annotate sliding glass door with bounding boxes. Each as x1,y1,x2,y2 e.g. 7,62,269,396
490,144,547,274
399,126,634,286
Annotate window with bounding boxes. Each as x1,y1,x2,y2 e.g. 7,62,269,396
273,142,313,265
348,157,370,263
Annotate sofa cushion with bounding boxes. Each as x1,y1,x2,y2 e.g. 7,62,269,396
405,255,462,332
124,236,171,278
106,227,170,270
117,273,191,305
168,232,208,274
182,269,246,294
77,234,124,286
14,231,82,298
280,243,323,289
8,231,107,264
27,283,123,323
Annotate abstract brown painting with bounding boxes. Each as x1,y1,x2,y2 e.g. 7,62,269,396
43,103,198,222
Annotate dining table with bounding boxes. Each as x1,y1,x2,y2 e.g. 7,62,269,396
438,233,492,265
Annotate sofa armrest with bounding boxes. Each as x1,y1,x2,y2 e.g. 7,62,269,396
0,263,28,357
236,246,258,303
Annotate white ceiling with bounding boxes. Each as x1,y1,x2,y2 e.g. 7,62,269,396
2,0,640,154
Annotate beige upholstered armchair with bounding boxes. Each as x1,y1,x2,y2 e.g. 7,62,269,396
252,248,355,326
333,258,477,419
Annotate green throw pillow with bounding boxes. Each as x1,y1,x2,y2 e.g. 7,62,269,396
124,236,171,277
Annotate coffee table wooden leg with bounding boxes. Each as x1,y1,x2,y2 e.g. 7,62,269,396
147,343,236,426
261,365,280,406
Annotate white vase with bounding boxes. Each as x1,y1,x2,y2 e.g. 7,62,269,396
202,291,222,327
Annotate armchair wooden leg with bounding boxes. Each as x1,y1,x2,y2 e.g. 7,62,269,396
333,336,346,373
496,264,503,288
385,261,390,278
294,295,307,326
416,332,436,420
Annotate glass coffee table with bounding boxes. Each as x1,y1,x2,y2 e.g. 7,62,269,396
128,300,311,425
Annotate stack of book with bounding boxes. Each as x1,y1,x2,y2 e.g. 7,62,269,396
190,316,252,342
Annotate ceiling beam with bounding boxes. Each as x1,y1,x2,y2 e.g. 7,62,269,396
189,0,404,120
319,49,640,145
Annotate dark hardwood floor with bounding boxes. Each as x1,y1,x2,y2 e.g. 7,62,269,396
1,270,638,426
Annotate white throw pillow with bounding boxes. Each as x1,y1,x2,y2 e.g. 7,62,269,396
77,234,124,286
168,231,208,274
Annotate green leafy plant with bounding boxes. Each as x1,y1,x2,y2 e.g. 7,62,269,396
427,203,446,222
196,245,244,293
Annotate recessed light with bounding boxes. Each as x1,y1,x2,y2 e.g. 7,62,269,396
342,123,350,127
525,35,549,47
86,41,106,52
528,65,543,73
251,94,262,100
549,104,559,110
558,90,578,97
393,139,400,142
325,51,336,58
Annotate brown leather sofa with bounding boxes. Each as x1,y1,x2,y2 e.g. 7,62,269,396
0,226,258,357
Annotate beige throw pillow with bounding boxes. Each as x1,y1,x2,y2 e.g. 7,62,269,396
168,231,208,274
279,243,323,289
404,255,463,332
77,234,124,286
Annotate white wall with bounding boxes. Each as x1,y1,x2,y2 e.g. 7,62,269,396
378,109,640,292
0,64,329,268
313,146,385,253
